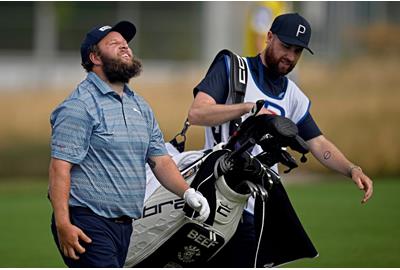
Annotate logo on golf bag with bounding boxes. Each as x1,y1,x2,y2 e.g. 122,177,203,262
236,55,246,84
178,245,201,263
187,229,220,249
216,202,233,217
142,198,185,218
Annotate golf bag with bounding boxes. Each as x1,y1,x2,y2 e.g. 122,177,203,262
124,108,318,268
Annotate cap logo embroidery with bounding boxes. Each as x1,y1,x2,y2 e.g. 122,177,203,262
296,24,306,37
99,26,112,31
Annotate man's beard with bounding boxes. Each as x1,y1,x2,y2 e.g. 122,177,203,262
100,53,142,84
264,46,295,76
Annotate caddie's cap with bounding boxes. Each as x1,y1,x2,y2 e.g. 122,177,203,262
80,21,136,65
270,13,313,54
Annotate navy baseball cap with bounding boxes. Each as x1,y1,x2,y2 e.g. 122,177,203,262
270,13,313,54
80,21,136,64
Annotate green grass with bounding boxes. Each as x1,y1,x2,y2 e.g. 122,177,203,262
285,178,400,267
0,178,399,267
0,179,64,267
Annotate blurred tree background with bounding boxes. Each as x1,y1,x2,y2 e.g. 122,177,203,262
0,1,400,178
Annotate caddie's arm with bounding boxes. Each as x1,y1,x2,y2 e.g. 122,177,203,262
307,135,373,204
188,92,273,126
148,155,210,222
188,91,254,126
48,158,92,260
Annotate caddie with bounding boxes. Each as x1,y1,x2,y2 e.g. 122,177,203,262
188,13,373,267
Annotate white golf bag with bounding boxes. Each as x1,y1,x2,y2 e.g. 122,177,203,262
125,143,251,267
125,112,318,268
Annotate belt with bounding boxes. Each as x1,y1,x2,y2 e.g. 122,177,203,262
109,215,133,224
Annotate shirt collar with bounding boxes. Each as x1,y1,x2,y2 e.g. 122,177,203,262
87,72,135,96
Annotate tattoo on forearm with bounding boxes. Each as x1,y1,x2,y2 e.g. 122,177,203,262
323,151,331,160
148,158,156,169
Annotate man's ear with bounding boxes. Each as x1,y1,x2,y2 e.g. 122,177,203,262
266,31,273,44
89,51,101,66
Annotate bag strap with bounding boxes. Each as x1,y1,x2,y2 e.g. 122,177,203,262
225,50,248,135
170,50,248,152
169,118,190,153
205,50,249,146
213,50,248,140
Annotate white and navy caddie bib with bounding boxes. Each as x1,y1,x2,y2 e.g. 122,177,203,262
204,56,310,151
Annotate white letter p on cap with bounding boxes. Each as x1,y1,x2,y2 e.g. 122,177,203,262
296,24,306,37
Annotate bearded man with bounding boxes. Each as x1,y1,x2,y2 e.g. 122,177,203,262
48,21,210,267
188,13,373,267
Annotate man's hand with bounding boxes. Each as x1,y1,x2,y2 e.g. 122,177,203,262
350,166,373,204
258,107,276,115
56,222,92,260
308,136,374,204
183,188,210,222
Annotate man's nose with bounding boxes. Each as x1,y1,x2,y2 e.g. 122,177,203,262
285,49,297,62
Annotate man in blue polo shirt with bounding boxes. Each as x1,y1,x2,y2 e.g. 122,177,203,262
48,21,210,268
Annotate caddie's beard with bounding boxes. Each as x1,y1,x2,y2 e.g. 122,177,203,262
100,53,142,84
264,46,295,76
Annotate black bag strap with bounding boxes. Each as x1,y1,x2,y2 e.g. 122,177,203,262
208,49,248,109
209,50,248,141
169,119,190,153
170,50,248,152
223,49,248,135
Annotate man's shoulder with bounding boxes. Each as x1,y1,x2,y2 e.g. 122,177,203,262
286,77,303,92
51,79,97,116
207,49,254,74
213,49,254,63
285,78,309,102
210,49,246,66
68,78,99,104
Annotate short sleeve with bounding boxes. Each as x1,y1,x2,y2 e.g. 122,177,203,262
297,112,322,141
193,55,229,104
50,99,93,164
146,112,168,159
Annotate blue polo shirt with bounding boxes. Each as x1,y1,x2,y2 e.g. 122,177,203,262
50,72,167,219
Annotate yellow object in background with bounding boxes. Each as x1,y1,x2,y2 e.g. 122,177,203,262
244,1,289,56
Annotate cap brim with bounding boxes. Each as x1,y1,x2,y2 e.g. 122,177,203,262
111,21,136,43
276,34,314,55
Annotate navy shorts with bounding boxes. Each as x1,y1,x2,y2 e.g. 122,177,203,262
51,206,133,267
207,211,256,267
